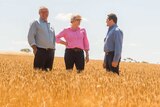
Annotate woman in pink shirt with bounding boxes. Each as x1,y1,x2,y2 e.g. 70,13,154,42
56,14,89,73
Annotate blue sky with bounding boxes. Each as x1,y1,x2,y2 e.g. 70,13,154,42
0,0,160,63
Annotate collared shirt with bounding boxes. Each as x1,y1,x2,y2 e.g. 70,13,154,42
56,27,89,51
104,24,123,62
28,19,55,49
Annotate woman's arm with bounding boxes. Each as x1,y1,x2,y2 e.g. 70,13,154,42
83,29,89,51
85,50,89,63
83,29,90,63
56,29,67,46
59,41,68,46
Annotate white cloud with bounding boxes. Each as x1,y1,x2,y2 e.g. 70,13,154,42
55,13,72,21
152,52,160,55
55,13,88,22
125,43,141,47
128,43,138,47
11,40,28,45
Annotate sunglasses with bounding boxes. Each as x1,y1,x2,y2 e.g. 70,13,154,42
75,19,82,21
40,10,49,13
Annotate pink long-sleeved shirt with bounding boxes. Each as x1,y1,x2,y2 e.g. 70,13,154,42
56,27,89,51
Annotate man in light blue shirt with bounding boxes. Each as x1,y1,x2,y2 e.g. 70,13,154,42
103,13,123,75
28,6,55,71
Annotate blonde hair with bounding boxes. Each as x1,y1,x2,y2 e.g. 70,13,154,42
70,14,82,23
39,6,48,13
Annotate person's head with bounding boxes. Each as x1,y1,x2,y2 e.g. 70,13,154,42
106,13,117,27
39,6,49,21
70,14,82,28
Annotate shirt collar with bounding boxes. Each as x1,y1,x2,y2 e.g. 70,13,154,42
69,27,80,31
109,24,117,31
39,18,50,24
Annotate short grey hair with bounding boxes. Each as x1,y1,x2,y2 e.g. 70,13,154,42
39,6,48,13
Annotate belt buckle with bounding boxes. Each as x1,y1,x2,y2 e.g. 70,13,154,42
106,52,109,55
75,49,78,52
73,48,78,52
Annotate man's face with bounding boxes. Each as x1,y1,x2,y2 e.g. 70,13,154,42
39,8,49,21
106,18,112,27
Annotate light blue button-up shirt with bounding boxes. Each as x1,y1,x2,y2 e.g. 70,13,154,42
104,24,123,62
28,19,55,49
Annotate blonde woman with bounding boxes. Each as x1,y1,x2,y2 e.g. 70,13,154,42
56,14,89,73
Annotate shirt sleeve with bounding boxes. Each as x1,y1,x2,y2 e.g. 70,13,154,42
28,21,37,46
113,30,123,62
53,29,56,48
104,54,106,62
83,29,90,51
56,29,66,43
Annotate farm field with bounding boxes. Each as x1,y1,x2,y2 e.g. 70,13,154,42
0,54,160,107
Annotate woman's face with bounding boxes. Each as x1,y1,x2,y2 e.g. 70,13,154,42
72,17,82,27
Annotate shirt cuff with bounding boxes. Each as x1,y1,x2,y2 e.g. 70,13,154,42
113,55,121,62
56,39,62,43
30,43,36,47
84,49,89,51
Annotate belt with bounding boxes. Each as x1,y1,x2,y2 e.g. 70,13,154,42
67,48,83,52
37,47,54,51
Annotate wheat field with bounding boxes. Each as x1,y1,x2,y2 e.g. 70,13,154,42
0,54,160,107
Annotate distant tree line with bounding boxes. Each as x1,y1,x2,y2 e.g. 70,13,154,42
20,48,31,53
123,57,149,64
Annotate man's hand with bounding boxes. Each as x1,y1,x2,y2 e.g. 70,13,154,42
112,61,118,67
103,62,106,68
33,48,37,55
32,45,37,55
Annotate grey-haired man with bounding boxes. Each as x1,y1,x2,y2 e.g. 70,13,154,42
28,6,55,71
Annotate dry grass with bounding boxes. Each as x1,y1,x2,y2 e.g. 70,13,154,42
0,54,160,107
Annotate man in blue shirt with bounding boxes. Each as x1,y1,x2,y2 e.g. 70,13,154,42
103,13,123,75
28,6,55,71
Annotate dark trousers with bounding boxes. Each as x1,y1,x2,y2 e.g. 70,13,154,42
34,47,55,71
64,48,85,71
105,51,121,75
